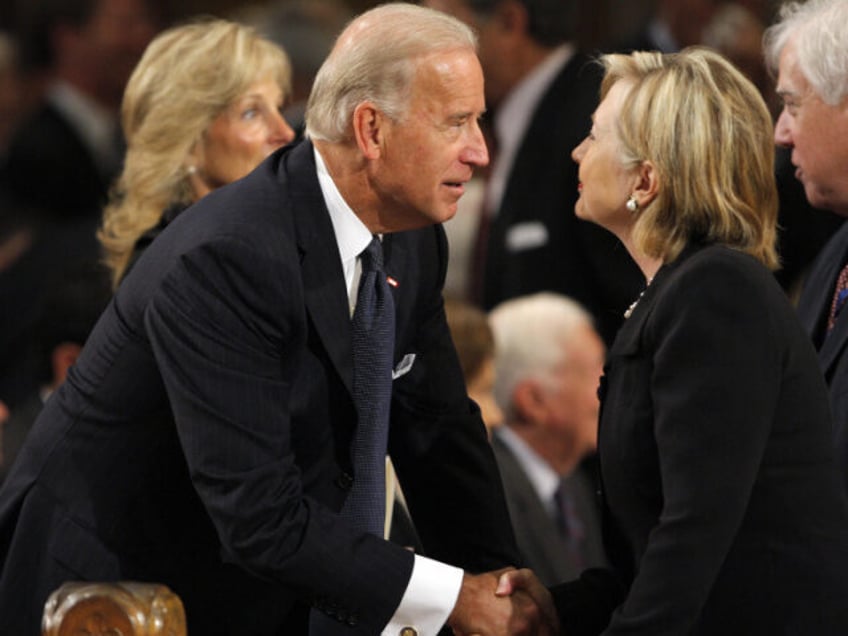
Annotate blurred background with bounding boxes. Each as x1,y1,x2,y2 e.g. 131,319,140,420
0,0,786,53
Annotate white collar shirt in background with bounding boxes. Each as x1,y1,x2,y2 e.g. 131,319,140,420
49,80,119,175
487,44,574,217
497,424,561,518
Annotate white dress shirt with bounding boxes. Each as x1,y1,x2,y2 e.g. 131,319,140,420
315,147,464,635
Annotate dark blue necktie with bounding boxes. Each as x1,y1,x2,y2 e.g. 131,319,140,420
553,480,585,570
310,238,395,633
342,236,395,536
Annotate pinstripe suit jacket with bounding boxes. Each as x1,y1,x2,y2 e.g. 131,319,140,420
0,140,519,635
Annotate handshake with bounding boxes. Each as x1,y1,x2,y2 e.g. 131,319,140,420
447,568,559,636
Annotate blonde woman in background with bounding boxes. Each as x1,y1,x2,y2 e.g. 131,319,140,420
99,18,295,287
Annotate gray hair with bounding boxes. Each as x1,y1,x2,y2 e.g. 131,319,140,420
489,293,593,421
764,0,848,106
305,3,476,142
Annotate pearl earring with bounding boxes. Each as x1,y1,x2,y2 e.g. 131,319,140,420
186,165,197,175
626,196,638,213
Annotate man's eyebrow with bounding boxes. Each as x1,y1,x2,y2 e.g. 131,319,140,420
449,111,478,123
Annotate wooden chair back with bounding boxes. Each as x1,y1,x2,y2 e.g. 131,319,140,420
42,581,186,636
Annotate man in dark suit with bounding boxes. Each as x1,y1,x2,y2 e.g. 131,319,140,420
767,0,848,495
0,0,157,408
426,0,643,346
488,293,607,586
0,0,157,222
0,5,555,635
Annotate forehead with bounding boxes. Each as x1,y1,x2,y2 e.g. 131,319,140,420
409,48,485,111
595,80,631,125
239,77,282,97
776,41,809,94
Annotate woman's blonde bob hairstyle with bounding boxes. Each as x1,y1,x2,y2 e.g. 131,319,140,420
601,47,779,270
98,18,291,288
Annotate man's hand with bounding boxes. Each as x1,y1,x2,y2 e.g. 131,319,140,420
447,568,558,635
496,568,559,635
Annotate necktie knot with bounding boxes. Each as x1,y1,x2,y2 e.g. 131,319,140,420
360,236,384,274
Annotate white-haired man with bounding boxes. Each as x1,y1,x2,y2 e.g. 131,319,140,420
766,0,848,495
488,293,607,586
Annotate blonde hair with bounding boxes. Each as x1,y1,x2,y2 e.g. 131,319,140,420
601,47,779,269
99,18,291,288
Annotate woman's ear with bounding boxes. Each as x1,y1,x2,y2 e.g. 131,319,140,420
185,139,204,173
352,102,385,160
632,159,659,208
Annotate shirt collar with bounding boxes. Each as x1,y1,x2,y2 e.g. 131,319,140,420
48,81,118,168
314,146,372,299
496,425,561,504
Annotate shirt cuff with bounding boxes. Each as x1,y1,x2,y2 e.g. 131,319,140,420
382,554,463,636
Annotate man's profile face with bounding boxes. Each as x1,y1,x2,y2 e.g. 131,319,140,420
774,39,848,215
373,48,489,230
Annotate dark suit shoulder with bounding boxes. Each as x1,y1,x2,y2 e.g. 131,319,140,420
1,103,105,217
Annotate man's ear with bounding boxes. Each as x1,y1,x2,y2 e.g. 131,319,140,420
632,159,659,209
497,0,530,37
352,102,385,160
512,379,547,425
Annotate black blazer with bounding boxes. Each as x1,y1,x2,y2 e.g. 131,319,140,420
797,221,848,495
0,140,520,635
553,243,848,635
0,101,113,221
480,52,643,345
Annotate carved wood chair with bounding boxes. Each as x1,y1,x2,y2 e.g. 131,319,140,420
42,581,186,636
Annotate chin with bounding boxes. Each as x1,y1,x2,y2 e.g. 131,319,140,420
805,185,840,214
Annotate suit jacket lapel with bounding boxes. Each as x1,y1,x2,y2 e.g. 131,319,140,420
286,141,354,395
798,223,848,372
